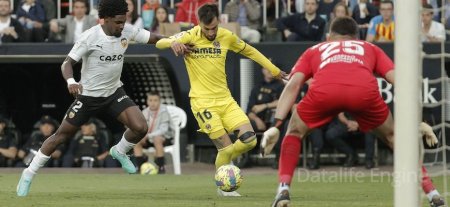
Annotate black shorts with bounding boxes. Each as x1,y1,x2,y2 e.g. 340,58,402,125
64,87,136,127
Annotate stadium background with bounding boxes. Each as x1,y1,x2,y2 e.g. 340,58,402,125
0,42,447,163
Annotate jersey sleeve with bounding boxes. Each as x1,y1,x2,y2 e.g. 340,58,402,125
129,25,151,44
228,31,247,53
68,32,89,62
155,30,193,49
373,45,394,78
290,48,313,80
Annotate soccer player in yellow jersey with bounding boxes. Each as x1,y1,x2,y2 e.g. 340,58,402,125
156,3,286,196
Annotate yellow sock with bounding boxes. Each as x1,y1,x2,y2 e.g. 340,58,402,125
231,139,257,160
215,144,234,169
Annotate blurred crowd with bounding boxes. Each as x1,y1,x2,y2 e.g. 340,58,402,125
0,0,448,44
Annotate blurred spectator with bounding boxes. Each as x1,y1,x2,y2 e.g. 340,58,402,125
40,0,55,22
306,128,325,169
351,0,378,40
247,67,284,132
324,113,376,169
224,0,262,43
62,119,111,168
142,0,160,30
366,0,394,42
151,7,169,33
421,3,445,43
263,0,282,26
175,0,214,26
134,91,174,174
276,0,325,41
0,0,24,43
0,116,18,167
126,0,143,29
317,0,340,22
48,0,97,43
323,2,349,39
17,116,63,167
16,0,47,42
295,0,304,14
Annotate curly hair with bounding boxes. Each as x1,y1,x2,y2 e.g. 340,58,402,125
98,0,128,19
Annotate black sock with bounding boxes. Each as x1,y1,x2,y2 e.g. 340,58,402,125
135,156,147,169
154,156,165,168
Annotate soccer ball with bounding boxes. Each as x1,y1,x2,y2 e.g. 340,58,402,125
140,162,158,175
214,164,243,192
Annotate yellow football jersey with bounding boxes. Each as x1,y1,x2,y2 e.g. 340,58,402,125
156,26,281,98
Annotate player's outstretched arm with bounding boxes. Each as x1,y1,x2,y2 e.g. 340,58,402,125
147,33,166,44
61,56,82,97
239,44,284,79
274,72,305,123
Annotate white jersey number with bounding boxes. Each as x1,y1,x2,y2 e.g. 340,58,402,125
319,41,364,61
318,41,365,69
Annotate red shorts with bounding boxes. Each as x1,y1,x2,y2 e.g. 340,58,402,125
297,84,389,132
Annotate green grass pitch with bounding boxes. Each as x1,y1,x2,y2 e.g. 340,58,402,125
0,172,447,206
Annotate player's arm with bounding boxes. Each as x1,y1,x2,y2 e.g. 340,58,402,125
147,33,165,44
156,31,193,56
238,44,287,79
61,56,83,97
273,72,306,128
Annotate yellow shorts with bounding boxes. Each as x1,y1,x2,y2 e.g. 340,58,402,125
191,96,250,139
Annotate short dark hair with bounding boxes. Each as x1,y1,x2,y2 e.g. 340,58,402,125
330,16,359,38
380,0,394,8
98,0,128,19
74,0,90,15
146,90,160,97
422,3,433,13
197,3,219,24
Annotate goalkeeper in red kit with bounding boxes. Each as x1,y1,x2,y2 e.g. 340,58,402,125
261,16,445,207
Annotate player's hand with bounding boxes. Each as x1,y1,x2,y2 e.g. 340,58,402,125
260,127,280,157
170,41,189,56
420,122,439,147
274,70,288,81
68,82,83,97
184,43,195,54
251,104,266,114
346,121,359,132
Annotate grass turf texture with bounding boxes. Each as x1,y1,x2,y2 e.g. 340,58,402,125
0,173,447,206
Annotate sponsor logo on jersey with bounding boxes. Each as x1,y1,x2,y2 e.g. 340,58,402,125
121,38,128,48
99,54,123,62
192,47,221,54
117,95,129,102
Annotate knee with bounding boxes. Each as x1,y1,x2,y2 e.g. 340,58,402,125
132,122,148,138
238,131,257,149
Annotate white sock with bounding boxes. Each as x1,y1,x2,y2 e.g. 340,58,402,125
277,183,290,195
427,189,440,201
115,135,136,155
28,149,50,175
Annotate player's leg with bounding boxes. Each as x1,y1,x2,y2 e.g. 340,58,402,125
373,112,445,206
272,106,311,207
220,97,257,161
133,138,148,171
17,97,88,196
152,136,166,173
107,88,148,173
111,105,147,173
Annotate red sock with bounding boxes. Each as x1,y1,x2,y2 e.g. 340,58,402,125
279,134,301,184
422,166,436,193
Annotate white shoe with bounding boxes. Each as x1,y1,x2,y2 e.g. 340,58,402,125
217,188,241,197
261,127,280,157
17,169,34,196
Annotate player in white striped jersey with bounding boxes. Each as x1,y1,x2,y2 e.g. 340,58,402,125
17,0,164,196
